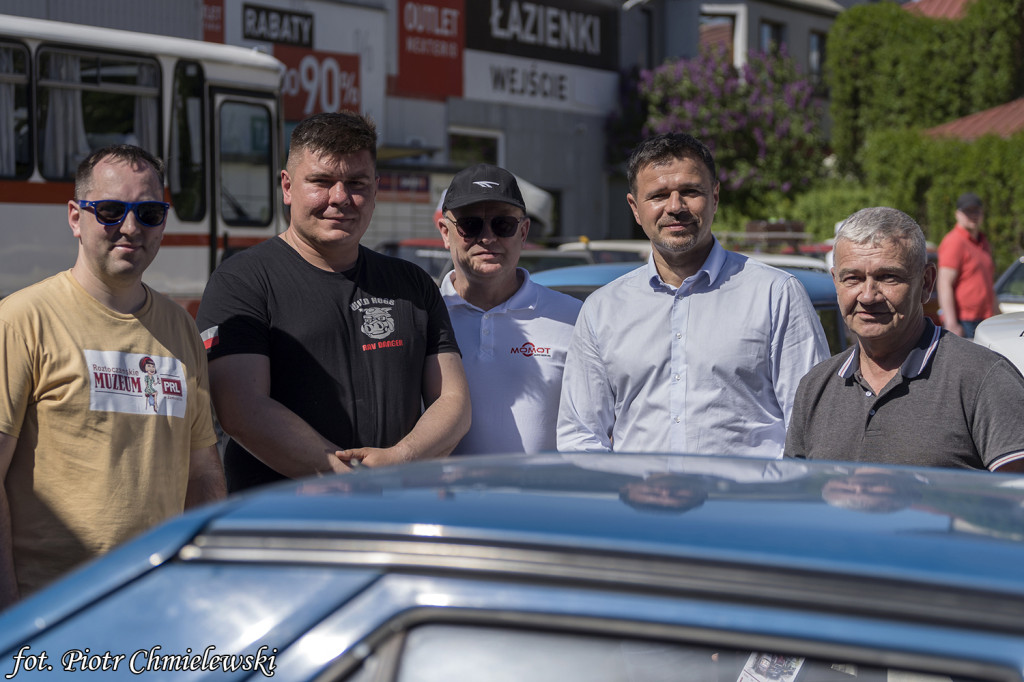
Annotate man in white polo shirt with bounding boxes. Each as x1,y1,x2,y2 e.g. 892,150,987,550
437,164,582,454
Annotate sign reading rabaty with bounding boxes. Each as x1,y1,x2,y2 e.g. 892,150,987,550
242,3,313,47
464,0,619,115
211,0,386,127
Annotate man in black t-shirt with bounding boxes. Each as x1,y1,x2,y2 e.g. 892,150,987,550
197,112,470,491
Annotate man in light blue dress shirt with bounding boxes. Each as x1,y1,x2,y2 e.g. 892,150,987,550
557,133,829,457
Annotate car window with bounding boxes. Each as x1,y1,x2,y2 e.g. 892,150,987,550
589,250,648,264
816,306,849,354
341,624,964,682
517,254,593,273
996,261,1024,297
11,563,378,675
395,246,451,280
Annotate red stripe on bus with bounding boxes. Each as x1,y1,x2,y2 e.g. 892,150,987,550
160,234,212,246
160,235,272,248
0,181,75,203
1,181,175,203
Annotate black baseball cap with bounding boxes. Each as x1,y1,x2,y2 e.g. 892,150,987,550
442,164,526,213
956,192,983,211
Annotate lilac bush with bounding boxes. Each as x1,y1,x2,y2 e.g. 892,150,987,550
638,45,827,214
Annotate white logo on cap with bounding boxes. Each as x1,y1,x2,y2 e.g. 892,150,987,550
472,181,499,189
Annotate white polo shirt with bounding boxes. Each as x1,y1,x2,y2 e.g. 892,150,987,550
441,269,582,455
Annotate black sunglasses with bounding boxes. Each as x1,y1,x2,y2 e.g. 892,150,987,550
78,199,170,228
449,214,524,240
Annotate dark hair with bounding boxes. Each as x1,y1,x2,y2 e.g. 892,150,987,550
75,145,164,199
626,133,717,195
288,112,378,168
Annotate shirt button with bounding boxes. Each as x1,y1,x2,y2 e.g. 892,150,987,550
676,332,682,339
869,409,876,416
864,391,872,397
483,330,490,336
674,416,680,423
673,374,680,381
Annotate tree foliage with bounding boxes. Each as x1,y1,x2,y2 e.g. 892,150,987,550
827,0,1024,174
635,45,827,216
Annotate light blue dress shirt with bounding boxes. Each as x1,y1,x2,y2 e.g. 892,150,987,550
557,239,830,457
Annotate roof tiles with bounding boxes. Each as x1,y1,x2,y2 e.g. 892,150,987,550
902,0,972,19
926,98,1024,140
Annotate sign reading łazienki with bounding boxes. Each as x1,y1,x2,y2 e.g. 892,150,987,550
462,0,619,115
465,0,618,71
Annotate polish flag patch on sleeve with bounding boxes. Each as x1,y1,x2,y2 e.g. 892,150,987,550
200,326,219,350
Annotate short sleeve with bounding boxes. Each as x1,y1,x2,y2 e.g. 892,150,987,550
195,266,272,361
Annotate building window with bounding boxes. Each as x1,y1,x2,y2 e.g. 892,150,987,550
809,31,827,93
448,129,501,166
759,20,785,52
699,15,735,59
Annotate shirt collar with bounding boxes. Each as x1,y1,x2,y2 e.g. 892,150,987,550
954,223,985,243
440,267,537,313
838,319,942,380
644,237,724,293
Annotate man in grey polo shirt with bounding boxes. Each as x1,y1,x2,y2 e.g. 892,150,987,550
784,207,1024,472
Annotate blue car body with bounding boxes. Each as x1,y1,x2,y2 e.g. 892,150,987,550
2,454,1024,680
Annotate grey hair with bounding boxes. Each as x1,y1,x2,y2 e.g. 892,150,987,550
835,207,927,269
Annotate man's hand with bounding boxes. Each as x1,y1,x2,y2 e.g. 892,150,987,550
338,446,411,470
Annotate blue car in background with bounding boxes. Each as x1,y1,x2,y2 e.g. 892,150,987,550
532,254,850,353
2,453,1024,680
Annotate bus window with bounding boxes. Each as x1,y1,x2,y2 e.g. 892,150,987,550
169,60,205,222
36,48,160,180
219,101,273,227
0,41,30,179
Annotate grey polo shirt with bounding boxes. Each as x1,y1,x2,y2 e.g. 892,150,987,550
784,320,1024,470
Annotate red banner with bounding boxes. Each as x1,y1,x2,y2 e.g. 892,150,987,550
203,0,225,43
276,46,360,121
396,0,464,99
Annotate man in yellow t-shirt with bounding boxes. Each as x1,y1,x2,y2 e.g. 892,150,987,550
0,145,226,608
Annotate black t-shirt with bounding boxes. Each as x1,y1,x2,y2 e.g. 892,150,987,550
196,238,459,491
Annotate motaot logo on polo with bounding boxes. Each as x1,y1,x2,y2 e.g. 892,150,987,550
511,342,552,358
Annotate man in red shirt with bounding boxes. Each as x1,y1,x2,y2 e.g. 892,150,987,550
937,192,1000,338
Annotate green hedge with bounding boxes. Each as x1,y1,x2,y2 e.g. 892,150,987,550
827,0,1024,174
861,128,1024,271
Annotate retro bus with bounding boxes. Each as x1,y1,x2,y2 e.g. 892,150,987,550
0,13,286,313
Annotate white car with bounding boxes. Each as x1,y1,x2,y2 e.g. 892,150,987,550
557,239,651,263
974,311,1024,372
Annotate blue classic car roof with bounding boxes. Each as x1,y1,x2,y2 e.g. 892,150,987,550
205,454,1024,597
5,453,1024,655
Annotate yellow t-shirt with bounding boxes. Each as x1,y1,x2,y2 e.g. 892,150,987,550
0,271,217,595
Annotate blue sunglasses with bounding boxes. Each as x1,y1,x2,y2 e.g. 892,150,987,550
78,199,170,228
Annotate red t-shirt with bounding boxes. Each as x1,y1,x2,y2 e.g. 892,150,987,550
937,223,996,321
